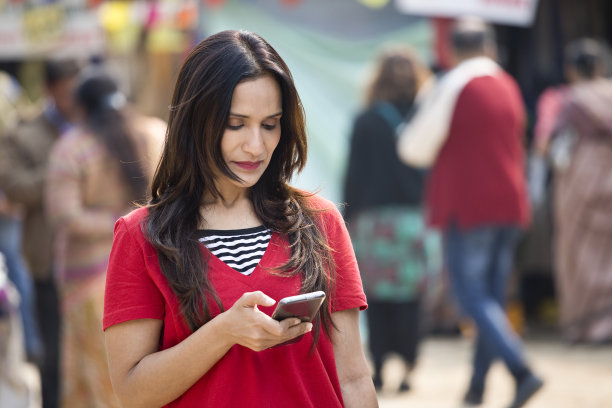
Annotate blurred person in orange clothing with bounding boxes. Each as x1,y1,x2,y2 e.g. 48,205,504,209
549,38,612,344
45,71,165,408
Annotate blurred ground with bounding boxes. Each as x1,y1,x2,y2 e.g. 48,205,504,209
375,333,612,408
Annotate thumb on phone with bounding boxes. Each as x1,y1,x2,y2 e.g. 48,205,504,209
237,291,276,310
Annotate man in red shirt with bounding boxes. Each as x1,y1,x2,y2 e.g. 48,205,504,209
398,17,543,408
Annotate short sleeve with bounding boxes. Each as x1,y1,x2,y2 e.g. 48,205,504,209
103,217,164,330
317,199,367,313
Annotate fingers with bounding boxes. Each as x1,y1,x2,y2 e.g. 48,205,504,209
236,291,276,309
253,322,313,351
288,321,313,337
278,318,303,330
276,319,313,341
257,316,296,337
245,319,313,350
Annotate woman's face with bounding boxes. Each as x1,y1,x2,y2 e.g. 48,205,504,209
216,74,282,197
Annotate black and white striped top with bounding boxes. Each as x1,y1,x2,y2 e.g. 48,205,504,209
197,225,272,276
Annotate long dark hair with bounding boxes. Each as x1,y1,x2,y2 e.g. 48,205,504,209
145,30,335,344
76,73,148,202
366,48,430,108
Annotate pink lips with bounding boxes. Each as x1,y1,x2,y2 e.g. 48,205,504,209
234,161,262,171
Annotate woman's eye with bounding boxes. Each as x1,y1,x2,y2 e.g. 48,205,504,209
227,124,243,130
262,123,277,130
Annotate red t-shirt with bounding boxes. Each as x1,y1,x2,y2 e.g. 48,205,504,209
103,194,367,408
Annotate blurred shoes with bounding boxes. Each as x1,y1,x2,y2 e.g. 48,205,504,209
462,388,483,406
398,379,411,393
26,345,44,368
508,373,544,408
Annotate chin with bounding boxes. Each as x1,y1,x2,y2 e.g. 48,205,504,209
233,177,259,189
239,172,266,185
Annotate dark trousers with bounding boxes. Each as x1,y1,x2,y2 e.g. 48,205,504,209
35,277,61,408
367,299,421,377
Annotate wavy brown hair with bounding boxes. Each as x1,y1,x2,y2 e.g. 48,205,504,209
145,30,335,345
365,47,430,107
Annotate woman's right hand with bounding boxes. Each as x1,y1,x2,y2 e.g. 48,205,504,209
218,291,312,351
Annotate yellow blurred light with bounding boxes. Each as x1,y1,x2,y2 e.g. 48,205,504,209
147,26,187,53
99,1,130,32
358,0,390,9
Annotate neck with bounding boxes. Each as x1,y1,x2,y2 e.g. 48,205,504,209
200,188,261,230
453,46,496,66
202,181,248,206
217,190,245,209
455,53,484,65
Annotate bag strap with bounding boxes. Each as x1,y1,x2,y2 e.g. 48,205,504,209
373,101,405,138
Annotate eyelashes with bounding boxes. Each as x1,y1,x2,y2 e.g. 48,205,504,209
226,123,278,131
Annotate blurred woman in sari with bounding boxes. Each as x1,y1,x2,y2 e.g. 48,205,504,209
551,38,612,344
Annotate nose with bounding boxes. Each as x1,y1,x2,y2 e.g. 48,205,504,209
242,126,265,157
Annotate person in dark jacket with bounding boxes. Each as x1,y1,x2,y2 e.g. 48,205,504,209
344,47,440,393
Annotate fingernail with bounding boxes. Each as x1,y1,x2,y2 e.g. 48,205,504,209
305,323,313,332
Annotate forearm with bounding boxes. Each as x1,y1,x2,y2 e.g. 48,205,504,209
341,375,379,408
107,291,304,407
113,316,233,408
332,308,378,408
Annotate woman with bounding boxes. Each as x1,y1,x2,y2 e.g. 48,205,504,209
46,72,165,407
103,30,377,408
343,48,440,392
551,38,612,344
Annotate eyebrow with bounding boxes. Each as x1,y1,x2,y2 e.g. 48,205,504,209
228,112,282,119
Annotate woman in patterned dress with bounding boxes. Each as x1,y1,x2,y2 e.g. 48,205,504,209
46,72,165,407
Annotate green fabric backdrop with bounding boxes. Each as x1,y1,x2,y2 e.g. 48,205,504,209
200,1,432,205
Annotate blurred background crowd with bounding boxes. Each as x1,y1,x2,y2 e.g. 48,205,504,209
0,0,611,407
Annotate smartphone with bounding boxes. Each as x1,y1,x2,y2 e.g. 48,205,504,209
271,291,326,322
